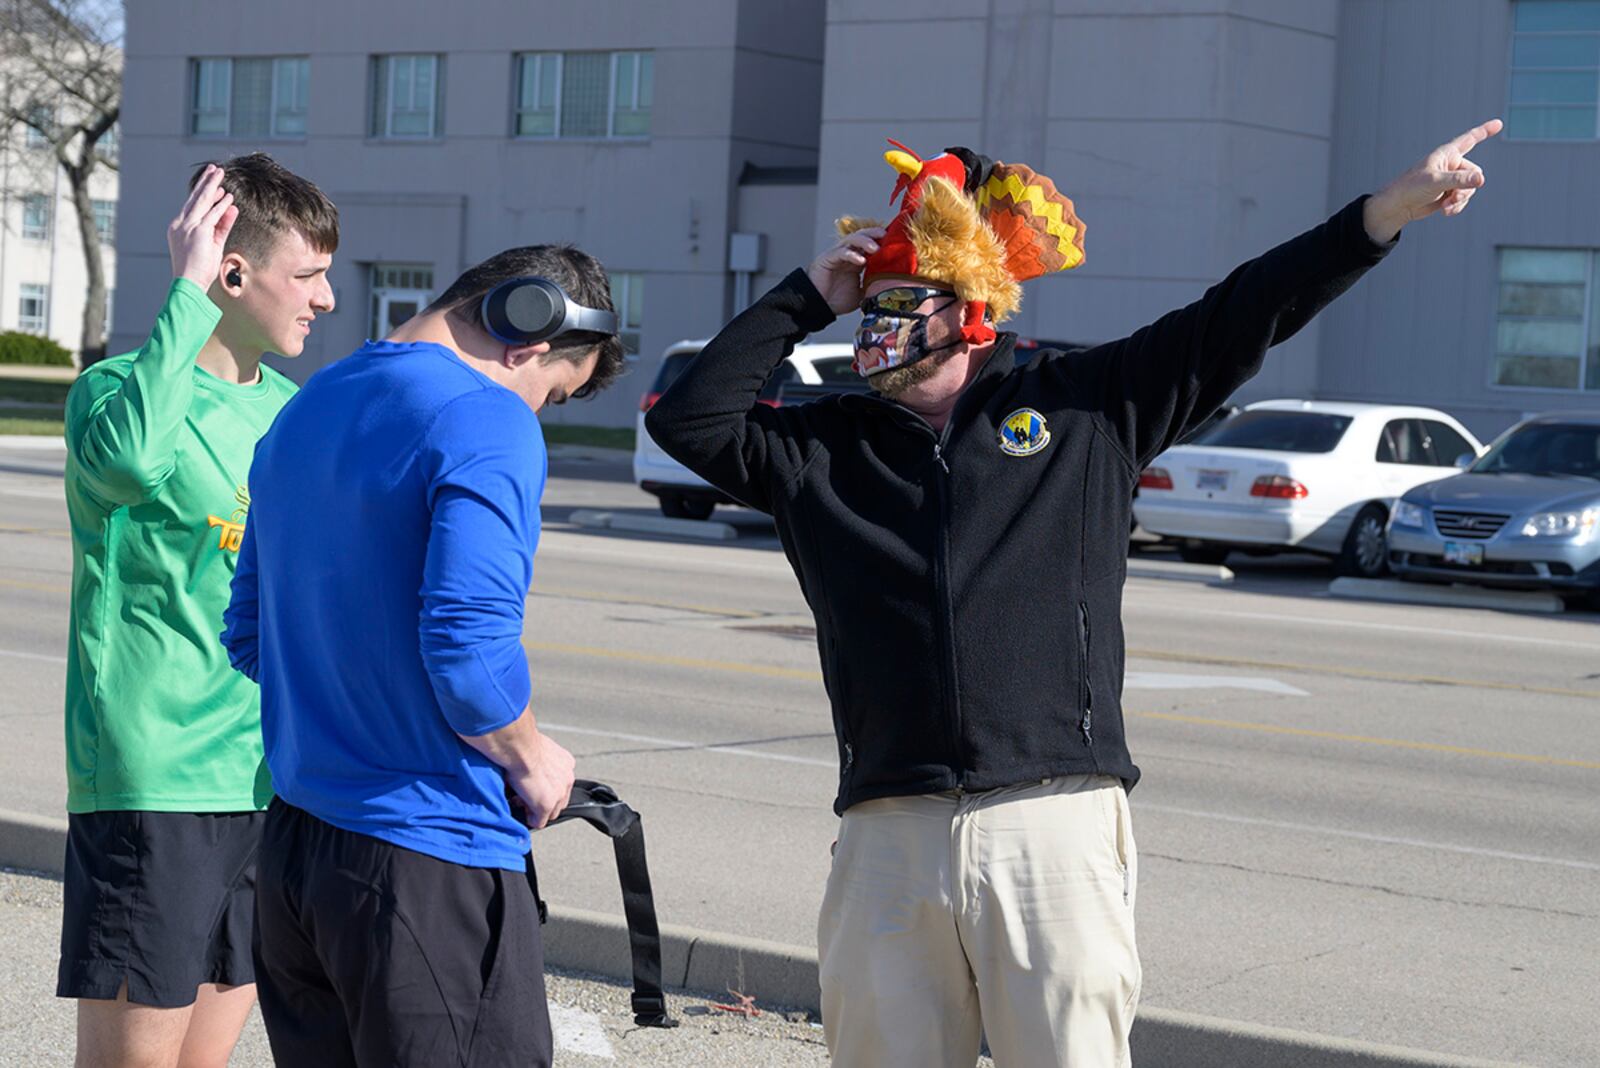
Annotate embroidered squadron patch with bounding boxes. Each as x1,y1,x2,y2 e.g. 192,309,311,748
999,408,1050,457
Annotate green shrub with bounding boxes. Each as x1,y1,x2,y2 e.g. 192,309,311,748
0,331,73,367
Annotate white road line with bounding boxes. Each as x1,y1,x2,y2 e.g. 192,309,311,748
1139,802,1600,872
541,721,834,768
544,721,1600,872
0,647,65,664
1121,595,1600,652
1124,671,1307,697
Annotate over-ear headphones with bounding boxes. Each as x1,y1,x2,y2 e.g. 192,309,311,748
226,268,242,287
480,277,618,345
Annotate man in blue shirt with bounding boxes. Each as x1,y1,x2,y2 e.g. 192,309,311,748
222,245,625,1067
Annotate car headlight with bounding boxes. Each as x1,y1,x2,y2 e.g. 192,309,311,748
1392,501,1426,528
1520,508,1599,538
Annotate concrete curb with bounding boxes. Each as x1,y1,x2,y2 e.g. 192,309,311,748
1329,577,1564,614
0,810,1530,1068
569,508,738,541
1126,558,1234,584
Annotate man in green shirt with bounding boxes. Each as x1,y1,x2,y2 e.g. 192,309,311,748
59,154,338,1067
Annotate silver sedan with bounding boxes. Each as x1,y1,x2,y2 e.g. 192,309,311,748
1388,413,1600,593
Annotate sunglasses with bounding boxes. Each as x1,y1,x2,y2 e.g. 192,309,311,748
859,286,957,318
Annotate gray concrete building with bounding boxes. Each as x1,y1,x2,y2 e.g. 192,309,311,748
114,1,1600,439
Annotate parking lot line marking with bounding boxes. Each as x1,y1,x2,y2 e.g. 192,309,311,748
1128,647,1600,700
1121,595,1600,652
524,640,822,682
0,576,68,594
0,523,69,539
1138,802,1600,872
528,585,764,619
1132,710,1600,770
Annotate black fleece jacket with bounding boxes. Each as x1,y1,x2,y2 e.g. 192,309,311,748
646,196,1394,815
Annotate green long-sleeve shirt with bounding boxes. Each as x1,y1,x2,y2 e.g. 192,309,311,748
64,277,297,813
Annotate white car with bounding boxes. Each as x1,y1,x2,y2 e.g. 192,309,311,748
634,340,858,519
1132,400,1484,577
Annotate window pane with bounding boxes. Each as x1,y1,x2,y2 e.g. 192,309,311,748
1189,411,1352,453
1501,248,1589,283
193,58,230,135
273,57,309,136
413,56,434,109
639,53,653,107
615,53,635,110
231,57,273,137
394,56,413,108
1499,281,1587,316
1507,104,1597,138
1513,34,1600,67
93,199,115,244
1510,70,1600,103
1515,0,1600,32
518,55,539,108
1423,422,1476,466
560,52,611,137
22,195,50,239
371,57,388,136
1589,252,1600,390
1499,318,1585,356
516,54,556,136
1494,354,1582,388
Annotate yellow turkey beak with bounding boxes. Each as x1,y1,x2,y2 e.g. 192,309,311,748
884,150,922,179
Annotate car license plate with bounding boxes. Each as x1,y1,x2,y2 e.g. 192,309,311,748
1196,469,1230,492
1443,541,1484,566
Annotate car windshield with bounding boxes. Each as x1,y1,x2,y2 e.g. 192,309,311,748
1188,410,1352,453
651,350,699,393
1470,423,1600,480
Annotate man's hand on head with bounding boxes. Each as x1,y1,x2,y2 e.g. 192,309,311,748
1363,118,1503,244
808,228,887,316
169,164,238,290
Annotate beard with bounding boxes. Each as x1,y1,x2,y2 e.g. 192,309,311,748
869,345,957,398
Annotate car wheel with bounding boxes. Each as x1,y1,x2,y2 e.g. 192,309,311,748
1177,543,1231,566
1336,503,1389,579
659,493,715,521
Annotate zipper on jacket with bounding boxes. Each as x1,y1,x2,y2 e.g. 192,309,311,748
930,431,964,789
1078,601,1093,745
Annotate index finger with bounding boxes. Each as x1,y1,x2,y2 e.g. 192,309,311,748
184,166,226,220
1448,118,1503,158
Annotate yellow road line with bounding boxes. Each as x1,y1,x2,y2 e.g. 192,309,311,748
0,575,68,594
529,585,764,619
1132,710,1600,770
0,523,69,539
523,640,822,681
1129,648,1600,701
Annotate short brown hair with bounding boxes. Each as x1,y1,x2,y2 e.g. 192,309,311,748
188,153,339,265
426,245,626,400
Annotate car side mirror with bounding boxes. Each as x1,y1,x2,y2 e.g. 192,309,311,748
1453,452,1475,470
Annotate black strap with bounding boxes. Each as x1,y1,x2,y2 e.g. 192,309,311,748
540,780,679,1028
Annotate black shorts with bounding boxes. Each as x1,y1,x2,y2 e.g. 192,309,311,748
57,809,264,1008
254,799,551,1068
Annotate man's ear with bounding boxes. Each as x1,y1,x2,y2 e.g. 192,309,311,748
503,340,552,369
219,252,249,296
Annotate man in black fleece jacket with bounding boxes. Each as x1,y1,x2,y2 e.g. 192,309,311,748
646,120,1500,1068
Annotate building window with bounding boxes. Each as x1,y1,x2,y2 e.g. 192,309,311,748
18,284,49,334
513,51,653,139
21,194,51,241
370,263,434,339
1493,248,1600,390
24,104,53,147
98,123,118,159
372,54,443,139
92,199,116,245
609,272,643,355
1508,2,1600,139
189,56,310,138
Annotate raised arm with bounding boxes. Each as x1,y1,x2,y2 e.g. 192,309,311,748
418,390,574,828
1093,120,1502,470
66,166,237,506
644,228,883,513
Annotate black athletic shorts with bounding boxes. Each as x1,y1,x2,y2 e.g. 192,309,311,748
254,799,552,1068
57,809,264,1008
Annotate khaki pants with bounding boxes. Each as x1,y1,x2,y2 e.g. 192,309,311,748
818,775,1140,1068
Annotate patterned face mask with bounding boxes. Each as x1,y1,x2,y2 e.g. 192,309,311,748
852,287,959,377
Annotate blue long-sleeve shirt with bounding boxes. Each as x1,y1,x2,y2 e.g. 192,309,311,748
223,340,546,870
